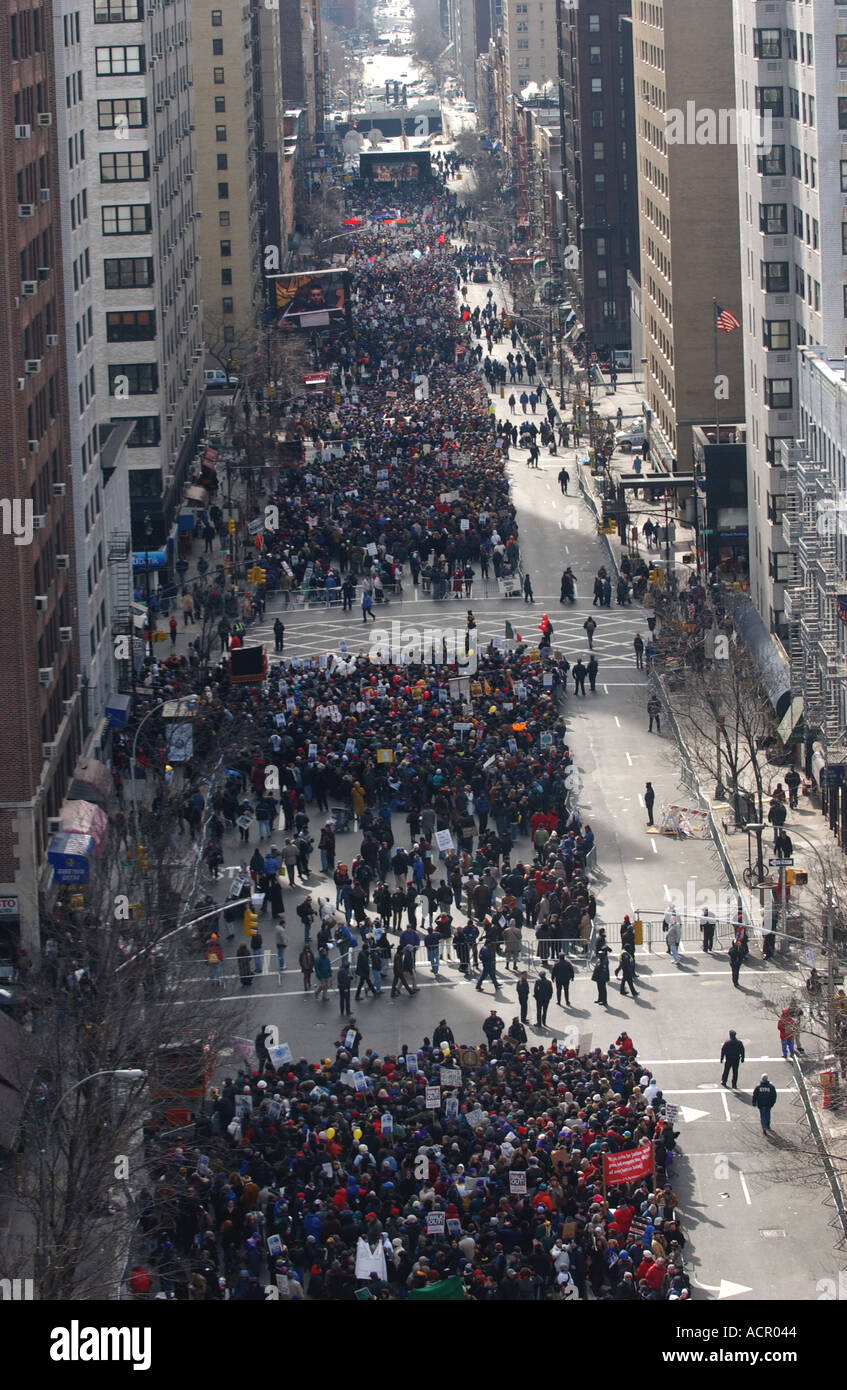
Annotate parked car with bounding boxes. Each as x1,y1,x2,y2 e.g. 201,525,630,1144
204,369,239,391
471,267,489,283
614,429,648,452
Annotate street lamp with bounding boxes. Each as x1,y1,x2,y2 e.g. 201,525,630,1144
143,512,154,660
46,1069,146,1138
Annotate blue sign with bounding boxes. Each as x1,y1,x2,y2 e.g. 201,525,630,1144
132,550,167,570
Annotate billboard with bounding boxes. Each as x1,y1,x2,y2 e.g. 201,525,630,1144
359,150,432,183
271,269,351,330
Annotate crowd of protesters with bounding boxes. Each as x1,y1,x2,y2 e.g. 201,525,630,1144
131,1029,686,1301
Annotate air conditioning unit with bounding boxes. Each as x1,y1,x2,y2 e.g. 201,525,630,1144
47,333,59,346
47,816,61,834
37,266,50,280
155,104,164,113
166,411,174,420
56,553,70,569
40,187,50,202
14,124,32,140
25,358,43,374
21,280,38,296
33,512,47,528
35,595,49,612
38,667,54,685
18,203,35,218
43,742,57,761
53,482,66,497
28,440,41,455
59,626,73,643
17,377,26,392
37,112,53,127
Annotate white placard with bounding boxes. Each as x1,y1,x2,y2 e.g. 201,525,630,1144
434,829,454,853
509,1171,528,1194
426,1212,445,1233
425,1085,441,1109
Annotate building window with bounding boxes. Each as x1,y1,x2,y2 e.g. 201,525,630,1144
765,435,791,465
213,66,224,83
516,39,528,48
212,38,223,55
102,203,151,235
753,28,781,58
840,99,847,131
214,96,226,112
768,549,789,583
591,78,602,95
100,150,149,181
126,416,161,447
96,45,145,74
593,141,605,161
98,98,147,129
222,297,233,313
219,239,231,256
760,261,789,293
843,285,847,318
217,182,229,199
757,144,785,176
593,173,605,193
766,493,787,525
215,125,227,141
106,309,156,341
223,325,235,341
588,14,600,32
211,8,222,23
759,203,787,235
791,145,801,179
219,211,230,226
221,267,232,284
762,320,791,351
108,363,158,394
764,378,793,409
104,256,153,288
842,223,847,256
788,88,800,120
216,153,228,169
755,87,784,117
591,110,604,129
94,0,143,21
589,46,601,64
838,35,847,67
795,265,805,297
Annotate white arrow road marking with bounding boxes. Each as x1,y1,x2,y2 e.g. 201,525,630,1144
692,1278,754,1300
678,1106,710,1122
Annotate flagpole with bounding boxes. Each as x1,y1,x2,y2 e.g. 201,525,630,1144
712,297,720,439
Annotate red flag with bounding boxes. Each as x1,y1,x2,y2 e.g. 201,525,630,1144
437,233,446,245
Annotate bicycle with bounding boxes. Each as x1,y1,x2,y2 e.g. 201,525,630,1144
741,863,770,889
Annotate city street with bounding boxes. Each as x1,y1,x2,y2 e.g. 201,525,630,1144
174,263,841,1300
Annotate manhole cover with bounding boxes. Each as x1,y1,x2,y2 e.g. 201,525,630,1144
759,1229,786,1238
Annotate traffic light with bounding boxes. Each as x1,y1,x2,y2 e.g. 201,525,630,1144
228,518,236,535
248,566,266,586
243,907,258,938
136,844,148,869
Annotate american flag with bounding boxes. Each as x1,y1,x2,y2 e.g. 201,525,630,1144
715,303,741,332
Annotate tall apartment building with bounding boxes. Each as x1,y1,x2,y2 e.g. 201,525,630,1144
191,1,262,362
259,0,287,271
54,0,204,577
0,0,82,958
51,1,142,736
501,0,555,96
631,0,744,474
556,0,637,354
782,351,847,776
733,2,847,641
279,0,325,144
448,0,491,104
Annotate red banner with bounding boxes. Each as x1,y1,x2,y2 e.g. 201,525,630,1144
603,1146,655,1187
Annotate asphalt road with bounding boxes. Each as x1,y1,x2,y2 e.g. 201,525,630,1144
186,266,840,1303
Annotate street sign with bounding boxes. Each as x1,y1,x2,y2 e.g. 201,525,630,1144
769,857,793,867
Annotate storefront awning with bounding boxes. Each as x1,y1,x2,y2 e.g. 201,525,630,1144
776,695,803,745
732,599,791,718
